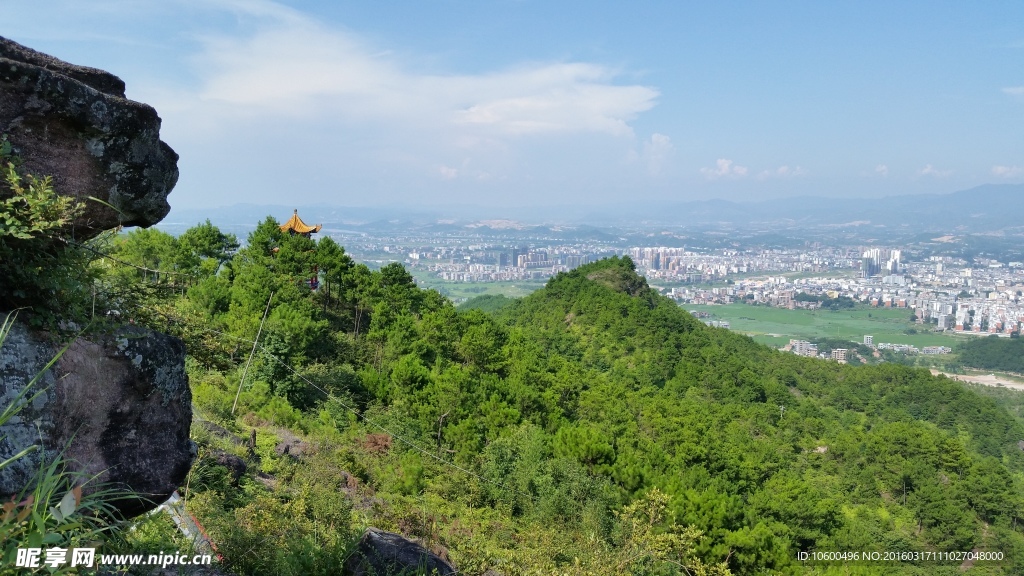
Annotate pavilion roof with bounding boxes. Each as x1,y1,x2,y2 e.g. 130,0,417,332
280,209,322,234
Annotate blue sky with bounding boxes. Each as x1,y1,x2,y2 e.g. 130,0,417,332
3,0,1023,214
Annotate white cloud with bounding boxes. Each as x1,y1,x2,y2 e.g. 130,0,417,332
1003,86,1024,97
187,14,658,138
700,158,748,179
126,0,665,205
875,164,889,177
992,165,1022,178
20,0,669,207
919,164,952,178
195,25,395,109
198,0,306,22
437,158,494,181
453,65,657,136
757,165,806,180
641,133,674,175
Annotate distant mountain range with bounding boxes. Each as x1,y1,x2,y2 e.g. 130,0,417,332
635,184,1024,231
159,183,1024,236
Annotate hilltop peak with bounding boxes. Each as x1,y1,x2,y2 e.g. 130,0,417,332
552,256,651,298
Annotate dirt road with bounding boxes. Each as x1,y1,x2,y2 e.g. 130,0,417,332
931,370,1024,391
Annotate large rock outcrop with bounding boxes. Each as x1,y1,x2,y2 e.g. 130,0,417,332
0,35,178,237
0,318,195,517
343,528,457,576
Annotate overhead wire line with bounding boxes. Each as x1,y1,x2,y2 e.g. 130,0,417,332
66,237,202,280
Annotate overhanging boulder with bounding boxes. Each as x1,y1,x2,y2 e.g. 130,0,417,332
0,35,178,237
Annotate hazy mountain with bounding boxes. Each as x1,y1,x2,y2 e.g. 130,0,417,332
633,184,1024,231
159,184,1024,236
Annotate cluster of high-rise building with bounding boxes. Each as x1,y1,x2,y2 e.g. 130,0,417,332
423,247,596,282
675,252,1024,338
669,274,916,309
631,247,861,282
401,243,864,286
905,257,1024,336
861,248,902,278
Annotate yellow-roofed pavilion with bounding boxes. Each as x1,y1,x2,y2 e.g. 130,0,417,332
280,209,322,237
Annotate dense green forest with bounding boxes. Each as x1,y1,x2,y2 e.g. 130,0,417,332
958,336,1024,375
7,202,1024,574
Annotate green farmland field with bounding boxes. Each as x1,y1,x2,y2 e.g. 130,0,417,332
409,270,546,302
686,303,964,349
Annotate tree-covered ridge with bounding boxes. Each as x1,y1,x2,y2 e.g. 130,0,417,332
491,257,1024,571
957,336,1024,375
458,293,516,314
92,222,1024,575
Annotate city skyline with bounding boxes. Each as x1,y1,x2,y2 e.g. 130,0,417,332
4,0,1023,216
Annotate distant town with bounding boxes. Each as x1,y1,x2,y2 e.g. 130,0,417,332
673,248,1024,338
333,229,1024,340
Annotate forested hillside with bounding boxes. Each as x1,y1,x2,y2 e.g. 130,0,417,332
958,336,1024,375
76,219,1024,574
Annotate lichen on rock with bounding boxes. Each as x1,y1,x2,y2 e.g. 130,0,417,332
0,34,178,237
0,320,195,517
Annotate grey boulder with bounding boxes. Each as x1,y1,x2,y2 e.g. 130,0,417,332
0,318,195,517
0,35,178,238
343,528,456,576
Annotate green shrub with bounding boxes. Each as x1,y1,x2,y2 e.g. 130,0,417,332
0,137,93,325
257,396,303,429
188,489,352,576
